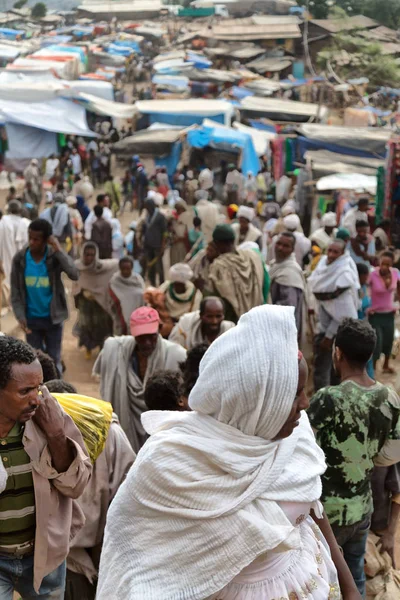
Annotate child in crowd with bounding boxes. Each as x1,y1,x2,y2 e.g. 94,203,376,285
357,262,374,378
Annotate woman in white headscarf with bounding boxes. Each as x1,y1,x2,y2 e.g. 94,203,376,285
111,218,124,259
232,205,262,249
244,171,258,204
97,305,360,600
170,199,194,266
159,262,203,322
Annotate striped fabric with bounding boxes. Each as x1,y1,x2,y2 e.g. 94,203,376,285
0,423,36,549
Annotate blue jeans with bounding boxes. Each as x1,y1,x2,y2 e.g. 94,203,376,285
0,555,66,599
26,318,63,376
332,516,370,598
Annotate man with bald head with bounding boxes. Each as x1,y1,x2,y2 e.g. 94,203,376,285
169,297,235,350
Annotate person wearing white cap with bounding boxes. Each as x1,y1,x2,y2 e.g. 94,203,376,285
281,214,311,267
23,159,41,196
310,212,338,251
195,190,220,244
232,206,262,249
159,263,203,323
341,197,369,237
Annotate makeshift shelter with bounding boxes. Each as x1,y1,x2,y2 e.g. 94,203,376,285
240,97,328,122
316,173,377,195
187,121,259,175
296,123,391,160
134,100,236,127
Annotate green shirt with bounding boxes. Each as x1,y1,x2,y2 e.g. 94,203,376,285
0,423,36,549
308,381,400,527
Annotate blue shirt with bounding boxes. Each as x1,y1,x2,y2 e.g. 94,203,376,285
24,249,52,319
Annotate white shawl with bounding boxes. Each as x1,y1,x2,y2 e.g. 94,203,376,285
169,310,235,350
269,254,305,291
308,253,360,321
97,305,326,600
93,335,186,453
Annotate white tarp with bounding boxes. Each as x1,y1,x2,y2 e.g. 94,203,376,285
135,99,235,126
0,97,95,136
0,79,114,102
12,58,75,79
233,121,276,156
316,173,377,194
5,123,57,160
241,97,328,120
77,93,135,119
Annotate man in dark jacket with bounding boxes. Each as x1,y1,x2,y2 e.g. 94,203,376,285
11,218,79,374
91,205,112,259
141,198,167,286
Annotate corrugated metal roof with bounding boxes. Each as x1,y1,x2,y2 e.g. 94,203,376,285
205,24,301,41
358,25,399,42
380,42,400,55
246,57,292,73
229,47,265,59
310,15,378,34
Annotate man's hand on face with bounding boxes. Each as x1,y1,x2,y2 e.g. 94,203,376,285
33,385,64,439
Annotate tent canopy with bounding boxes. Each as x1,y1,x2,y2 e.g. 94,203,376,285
187,121,259,175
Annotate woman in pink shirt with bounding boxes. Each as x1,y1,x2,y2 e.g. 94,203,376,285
368,251,400,373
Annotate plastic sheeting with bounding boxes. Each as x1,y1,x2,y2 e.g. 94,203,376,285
135,100,235,127
233,121,276,156
0,97,95,136
187,123,259,175
296,123,391,158
155,141,182,176
5,123,57,160
316,173,377,194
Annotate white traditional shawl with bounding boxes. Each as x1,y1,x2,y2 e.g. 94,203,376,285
169,310,235,349
308,253,360,321
97,305,326,600
93,335,186,453
269,254,305,291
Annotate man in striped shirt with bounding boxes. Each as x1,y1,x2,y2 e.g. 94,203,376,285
0,336,92,599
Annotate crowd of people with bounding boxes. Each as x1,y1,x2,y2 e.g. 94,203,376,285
0,134,400,599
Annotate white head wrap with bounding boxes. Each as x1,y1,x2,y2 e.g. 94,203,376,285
237,205,255,222
97,305,326,600
283,214,300,231
154,193,164,207
322,212,337,227
146,190,157,201
238,241,259,251
281,200,296,216
66,195,77,207
169,263,193,283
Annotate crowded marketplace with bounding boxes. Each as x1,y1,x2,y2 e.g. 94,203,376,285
1,0,400,598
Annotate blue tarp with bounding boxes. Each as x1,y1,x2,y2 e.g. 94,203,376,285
249,119,277,133
147,111,226,127
152,75,189,90
230,86,254,100
186,52,211,70
41,36,73,47
72,27,95,37
113,39,140,53
280,76,325,87
107,44,134,57
187,124,259,175
0,28,25,40
297,136,387,161
46,44,86,62
155,141,182,176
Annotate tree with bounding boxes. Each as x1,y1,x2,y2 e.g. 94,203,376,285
31,2,47,18
317,30,400,87
13,0,28,9
309,0,400,28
